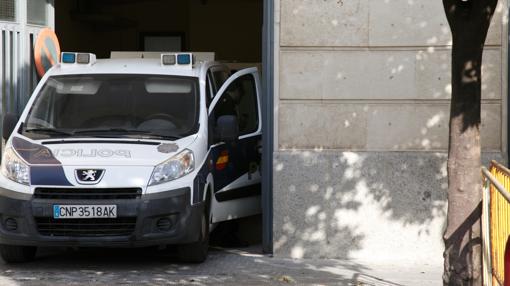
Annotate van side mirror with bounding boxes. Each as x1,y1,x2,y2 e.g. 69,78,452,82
215,115,239,142
3,113,19,140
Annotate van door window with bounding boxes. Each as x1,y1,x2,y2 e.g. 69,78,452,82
213,74,259,137
206,72,213,107
207,67,230,108
212,70,230,92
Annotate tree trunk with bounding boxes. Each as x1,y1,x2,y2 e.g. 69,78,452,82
442,0,498,285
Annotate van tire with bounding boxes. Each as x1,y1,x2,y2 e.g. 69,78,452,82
0,245,37,263
178,198,210,263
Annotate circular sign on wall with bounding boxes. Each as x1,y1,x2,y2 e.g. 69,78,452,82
34,28,61,77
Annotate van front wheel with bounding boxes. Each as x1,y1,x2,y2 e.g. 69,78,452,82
177,206,210,263
0,245,37,263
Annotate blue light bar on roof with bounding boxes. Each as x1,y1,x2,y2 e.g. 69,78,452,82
160,53,193,68
61,52,76,64
177,54,192,65
61,52,97,66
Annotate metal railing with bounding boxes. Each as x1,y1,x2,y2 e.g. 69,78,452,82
482,161,510,286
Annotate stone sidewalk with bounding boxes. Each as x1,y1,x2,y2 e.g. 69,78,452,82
0,246,442,285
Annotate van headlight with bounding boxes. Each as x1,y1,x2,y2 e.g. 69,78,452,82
1,148,30,185
149,149,194,186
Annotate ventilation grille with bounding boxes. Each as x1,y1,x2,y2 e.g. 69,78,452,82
35,217,137,237
34,188,142,200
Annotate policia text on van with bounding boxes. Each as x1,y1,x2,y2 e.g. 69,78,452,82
0,52,262,263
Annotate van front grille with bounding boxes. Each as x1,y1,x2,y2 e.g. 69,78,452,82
34,217,137,237
34,188,142,200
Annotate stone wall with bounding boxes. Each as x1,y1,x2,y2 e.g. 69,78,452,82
273,0,508,264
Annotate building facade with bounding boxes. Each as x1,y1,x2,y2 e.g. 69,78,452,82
272,0,508,265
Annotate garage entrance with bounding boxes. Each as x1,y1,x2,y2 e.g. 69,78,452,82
53,0,273,253
54,0,262,64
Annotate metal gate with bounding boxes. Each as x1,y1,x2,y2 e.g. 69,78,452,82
0,0,55,148
0,25,42,116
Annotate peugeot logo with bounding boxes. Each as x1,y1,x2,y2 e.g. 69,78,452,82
75,169,105,185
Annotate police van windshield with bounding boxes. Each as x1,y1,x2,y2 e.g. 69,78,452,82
23,74,200,140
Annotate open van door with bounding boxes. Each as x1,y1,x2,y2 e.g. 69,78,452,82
208,68,262,203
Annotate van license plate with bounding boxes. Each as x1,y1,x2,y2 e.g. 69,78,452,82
53,205,117,219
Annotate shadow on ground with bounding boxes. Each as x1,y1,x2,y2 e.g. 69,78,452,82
0,217,441,285
0,246,397,286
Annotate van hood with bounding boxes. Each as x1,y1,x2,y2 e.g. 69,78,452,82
10,135,197,167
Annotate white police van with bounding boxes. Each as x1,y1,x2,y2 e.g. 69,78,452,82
0,52,262,263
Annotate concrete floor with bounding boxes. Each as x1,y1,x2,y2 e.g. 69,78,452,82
0,245,442,286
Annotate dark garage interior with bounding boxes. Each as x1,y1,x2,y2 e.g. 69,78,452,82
54,0,262,63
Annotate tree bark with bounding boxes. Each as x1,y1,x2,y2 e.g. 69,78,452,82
443,0,498,285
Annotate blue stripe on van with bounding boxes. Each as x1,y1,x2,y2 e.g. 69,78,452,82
12,137,62,165
210,135,261,201
30,166,73,186
12,137,74,186
193,153,212,204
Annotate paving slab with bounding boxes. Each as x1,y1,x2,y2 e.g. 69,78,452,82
0,246,442,285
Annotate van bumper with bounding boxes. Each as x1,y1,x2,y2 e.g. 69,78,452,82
0,187,204,247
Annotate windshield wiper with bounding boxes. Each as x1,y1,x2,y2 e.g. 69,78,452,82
74,128,150,134
73,128,180,140
24,128,74,136
145,134,181,140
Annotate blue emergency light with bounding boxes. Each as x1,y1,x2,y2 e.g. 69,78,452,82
61,52,76,63
177,54,192,65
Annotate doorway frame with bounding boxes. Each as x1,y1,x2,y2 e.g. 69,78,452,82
261,0,274,254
